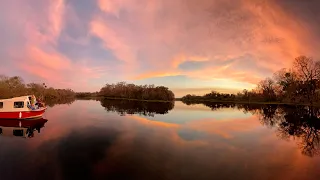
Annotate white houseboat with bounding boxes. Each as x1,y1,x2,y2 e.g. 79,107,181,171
0,95,47,119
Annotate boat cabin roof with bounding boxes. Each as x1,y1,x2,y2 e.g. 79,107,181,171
0,95,34,102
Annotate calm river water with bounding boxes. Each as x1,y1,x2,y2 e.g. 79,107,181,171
0,99,320,180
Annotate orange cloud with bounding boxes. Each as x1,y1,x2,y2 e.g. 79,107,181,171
171,54,210,68
92,0,316,89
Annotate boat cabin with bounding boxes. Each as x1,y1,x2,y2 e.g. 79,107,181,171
0,95,35,112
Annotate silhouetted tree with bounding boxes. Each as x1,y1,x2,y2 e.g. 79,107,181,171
99,82,175,101
181,55,320,105
257,78,277,101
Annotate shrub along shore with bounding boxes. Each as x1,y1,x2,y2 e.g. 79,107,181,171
76,82,175,102
0,75,74,101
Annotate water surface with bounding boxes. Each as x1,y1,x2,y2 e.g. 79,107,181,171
0,100,320,180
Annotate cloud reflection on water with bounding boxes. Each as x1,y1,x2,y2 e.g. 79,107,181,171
0,100,320,179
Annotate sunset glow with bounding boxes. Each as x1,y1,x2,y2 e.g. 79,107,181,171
1,0,320,97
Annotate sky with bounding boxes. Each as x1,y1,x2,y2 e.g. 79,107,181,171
1,0,320,97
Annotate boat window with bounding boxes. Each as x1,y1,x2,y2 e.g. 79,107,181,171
14,101,24,108
0,102,3,108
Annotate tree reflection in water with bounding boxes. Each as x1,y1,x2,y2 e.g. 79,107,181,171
45,98,76,107
183,101,320,157
100,99,174,117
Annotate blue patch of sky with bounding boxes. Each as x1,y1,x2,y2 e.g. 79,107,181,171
228,54,273,76
178,60,209,71
66,0,99,21
57,34,120,65
57,0,124,66
87,76,126,90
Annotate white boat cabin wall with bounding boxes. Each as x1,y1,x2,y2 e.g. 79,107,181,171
0,96,34,112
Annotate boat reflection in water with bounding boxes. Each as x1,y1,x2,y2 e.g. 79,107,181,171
0,118,48,138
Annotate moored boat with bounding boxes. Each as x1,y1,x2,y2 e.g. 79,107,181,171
0,95,47,119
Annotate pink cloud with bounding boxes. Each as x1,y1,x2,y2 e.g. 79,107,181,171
1,0,111,91
90,18,137,65
25,46,71,70
18,46,106,89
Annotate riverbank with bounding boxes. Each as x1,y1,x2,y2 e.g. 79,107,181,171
73,95,320,106
74,96,318,106
76,96,174,103
176,98,320,107
102,97,174,103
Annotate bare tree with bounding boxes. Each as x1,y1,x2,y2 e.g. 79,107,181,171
258,77,277,101
293,56,320,81
293,56,320,104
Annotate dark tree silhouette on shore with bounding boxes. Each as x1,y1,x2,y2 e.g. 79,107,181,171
181,55,320,105
99,82,175,101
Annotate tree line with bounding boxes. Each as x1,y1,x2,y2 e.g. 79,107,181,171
181,55,320,105
99,82,175,101
0,75,75,101
0,75,176,102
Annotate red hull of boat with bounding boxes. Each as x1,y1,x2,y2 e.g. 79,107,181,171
0,109,46,119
